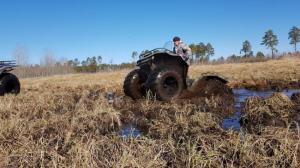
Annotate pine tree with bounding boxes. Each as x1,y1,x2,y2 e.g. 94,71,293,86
261,29,279,58
240,40,252,57
288,26,300,52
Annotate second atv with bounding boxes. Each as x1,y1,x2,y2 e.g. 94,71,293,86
123,48,232,101
0,61,20,96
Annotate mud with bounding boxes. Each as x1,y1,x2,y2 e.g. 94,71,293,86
291,92,300,104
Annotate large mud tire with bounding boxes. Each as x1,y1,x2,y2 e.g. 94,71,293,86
123,69,147,99
0,73,21,96
147,68,184,101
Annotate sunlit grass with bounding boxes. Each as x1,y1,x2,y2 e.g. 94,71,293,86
0,55,299,167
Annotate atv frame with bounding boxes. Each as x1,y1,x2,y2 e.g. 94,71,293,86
124,48,231,101
0,61,20,96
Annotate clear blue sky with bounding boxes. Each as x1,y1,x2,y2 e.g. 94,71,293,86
1,0,299,64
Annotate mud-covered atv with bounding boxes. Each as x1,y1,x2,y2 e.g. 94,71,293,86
123,48,232,101
0,61,20,96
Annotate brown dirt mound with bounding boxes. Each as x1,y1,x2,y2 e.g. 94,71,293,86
292,93,300,112
291,92,300,104
241,93,299,133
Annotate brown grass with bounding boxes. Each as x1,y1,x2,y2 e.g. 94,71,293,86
18,55,300,91
13,65,75,78
190,56,300,90
0,56,300,167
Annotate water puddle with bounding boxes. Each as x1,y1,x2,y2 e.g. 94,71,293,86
223,88,300,130
120,124,141,137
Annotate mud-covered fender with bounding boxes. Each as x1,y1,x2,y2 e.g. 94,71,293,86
188,73,229,92
199,73,228,84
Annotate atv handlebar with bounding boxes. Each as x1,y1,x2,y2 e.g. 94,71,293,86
151,48,174,53
139,48,175,59
0,60,18,73
0,60,17,65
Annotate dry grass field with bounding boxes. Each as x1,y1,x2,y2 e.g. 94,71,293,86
190,55,300,90
20,55,300,91
0,56,300,167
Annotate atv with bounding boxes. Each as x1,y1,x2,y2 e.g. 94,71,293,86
123,48,232,101
0,61,20,96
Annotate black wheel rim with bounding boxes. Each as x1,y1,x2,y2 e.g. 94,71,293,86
5,81,18,94
163,76,179,96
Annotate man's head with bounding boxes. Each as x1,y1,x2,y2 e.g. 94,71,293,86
173,36,181,46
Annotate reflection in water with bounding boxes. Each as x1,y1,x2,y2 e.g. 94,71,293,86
120,124,141,137
223,89,300,130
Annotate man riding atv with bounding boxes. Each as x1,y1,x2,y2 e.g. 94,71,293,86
173,36,192,63
123,38,232,101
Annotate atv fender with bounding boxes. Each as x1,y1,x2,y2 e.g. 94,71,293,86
188,73,229,92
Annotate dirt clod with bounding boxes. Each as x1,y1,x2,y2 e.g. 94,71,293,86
241,93,299,133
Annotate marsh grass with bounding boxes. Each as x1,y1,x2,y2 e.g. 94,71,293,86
190,55,300,90
0,57,300,167
242,92,300,134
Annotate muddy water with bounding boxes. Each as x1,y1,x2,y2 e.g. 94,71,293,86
223,89,300,130
121,89,300,137
120,124,141,137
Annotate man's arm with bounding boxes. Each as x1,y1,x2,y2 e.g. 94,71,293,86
181,44,192,61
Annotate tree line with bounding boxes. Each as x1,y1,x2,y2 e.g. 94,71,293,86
228,26,299,62
131,26,300,64
235,26,300,59
10,26,300,74
67,56,135,73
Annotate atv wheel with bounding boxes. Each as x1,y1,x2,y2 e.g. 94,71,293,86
147,68,184,101
0,73,21,96
123,69,147,99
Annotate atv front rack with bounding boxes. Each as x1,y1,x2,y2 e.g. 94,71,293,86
139,48,174,59
0,60,17,73
137,48,179,66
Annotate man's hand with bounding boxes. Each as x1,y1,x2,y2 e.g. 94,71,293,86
181,54,189,61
